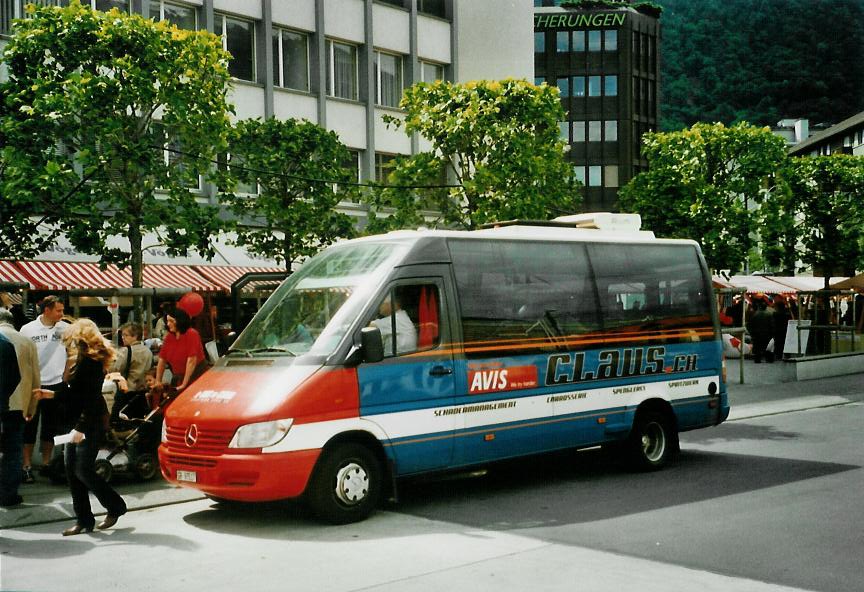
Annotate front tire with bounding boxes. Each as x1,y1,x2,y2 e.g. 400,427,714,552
306,443,382,524
626,411,675,471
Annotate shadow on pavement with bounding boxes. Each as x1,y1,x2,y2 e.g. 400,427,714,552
394,448,858,529
180,447,857,539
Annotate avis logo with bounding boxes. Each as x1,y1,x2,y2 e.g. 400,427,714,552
469,370,509,393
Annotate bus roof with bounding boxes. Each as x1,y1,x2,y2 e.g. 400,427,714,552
342,225,700,248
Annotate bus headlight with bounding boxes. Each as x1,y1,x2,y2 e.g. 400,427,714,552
229,419,293,449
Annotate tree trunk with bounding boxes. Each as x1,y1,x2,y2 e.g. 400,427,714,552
129,222,145,328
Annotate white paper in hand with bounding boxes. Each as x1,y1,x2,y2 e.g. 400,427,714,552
54,432,85,445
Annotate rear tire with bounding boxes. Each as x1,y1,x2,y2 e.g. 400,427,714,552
626,411,675,471
306,443,382,524
133,453,158,481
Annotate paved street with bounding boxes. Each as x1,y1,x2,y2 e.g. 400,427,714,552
1,369,863,592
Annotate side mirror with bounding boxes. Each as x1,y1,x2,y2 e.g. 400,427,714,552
360,326,384,364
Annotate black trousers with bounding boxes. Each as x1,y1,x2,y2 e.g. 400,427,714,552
64,429,126,528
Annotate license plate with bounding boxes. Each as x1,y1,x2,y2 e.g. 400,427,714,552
176,470,197,483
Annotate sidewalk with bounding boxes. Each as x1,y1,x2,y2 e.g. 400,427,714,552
0,470,204,530
3,366,862,531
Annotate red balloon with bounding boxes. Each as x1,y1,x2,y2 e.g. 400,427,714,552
177,292,204,318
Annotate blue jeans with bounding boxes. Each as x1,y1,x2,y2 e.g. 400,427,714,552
0,411,25,502
65,429,126,528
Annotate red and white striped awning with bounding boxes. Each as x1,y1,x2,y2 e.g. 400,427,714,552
0,260,34,288
16,261,221,292
142,265,221,291
193,265,285,291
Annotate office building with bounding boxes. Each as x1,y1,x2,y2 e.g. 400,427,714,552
1,0,532,222
534,1,661,212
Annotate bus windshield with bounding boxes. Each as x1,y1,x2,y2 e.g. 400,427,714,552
231,241,409,357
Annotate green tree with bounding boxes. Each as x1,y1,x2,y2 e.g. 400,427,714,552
217,118,356,269
617,122,788,271
786,155,864,286
373,79,581,231
0,2,232,300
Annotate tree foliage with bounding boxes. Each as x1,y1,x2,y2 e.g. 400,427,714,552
216,118,356,269
784,155,864,284
0,2,232,288
372,79,581,231
617,122,788,271
659,0,864,130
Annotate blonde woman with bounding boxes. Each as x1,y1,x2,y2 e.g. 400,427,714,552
35,319,127,536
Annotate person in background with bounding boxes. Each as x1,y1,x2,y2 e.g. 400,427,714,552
108,322,153,428
747,299,776,364
35,318,127,535
0,308,40,507
152,302,172,340
773,295,791,359
19,296,70,483
155,308,206,392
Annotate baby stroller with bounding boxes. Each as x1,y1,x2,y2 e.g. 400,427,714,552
95,383,177,483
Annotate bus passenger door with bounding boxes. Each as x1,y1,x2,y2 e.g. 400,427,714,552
356,275,457,475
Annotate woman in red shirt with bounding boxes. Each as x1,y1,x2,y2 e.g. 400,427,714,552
155,308,205,392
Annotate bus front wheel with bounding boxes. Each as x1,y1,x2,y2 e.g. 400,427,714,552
307,443,382,524
626,411,675,471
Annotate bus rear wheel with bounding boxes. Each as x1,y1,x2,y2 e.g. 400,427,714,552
307,443,381,524
626,411,675,471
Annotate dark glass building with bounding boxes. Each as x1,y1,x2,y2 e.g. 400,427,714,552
534,2,661,212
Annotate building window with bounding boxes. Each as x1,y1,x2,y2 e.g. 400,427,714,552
273,28,309,92
534,76,546,86
573,76,585,97
605,120,618,142
588,120,602,142
604,75,618,96
573,121,585,142
557,77,570,97
604,165,619,188
559,121,570,141
95,0,130,12
573,30,585,51
588,30,601,51
588,165,601,186
420,61,444,83
374,50,403,108
573,166,586,185
327,39,358,100
375,153,397,184
345,150,361,184
556,31,569,52
534,31,545,53
588,75,601,97
418,0,446,18
1,0,18,36
216,14,255,82
149,1,196,30
604,29,617,51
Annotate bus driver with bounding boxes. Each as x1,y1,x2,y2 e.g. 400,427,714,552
370,293,417,356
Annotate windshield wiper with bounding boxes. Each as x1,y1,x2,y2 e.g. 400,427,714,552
232,346,300,356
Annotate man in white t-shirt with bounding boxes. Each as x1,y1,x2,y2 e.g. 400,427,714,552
371,294,417,356
19,296,70,483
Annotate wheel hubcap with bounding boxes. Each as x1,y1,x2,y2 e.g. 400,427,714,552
335,462,369,506
641,422,666,462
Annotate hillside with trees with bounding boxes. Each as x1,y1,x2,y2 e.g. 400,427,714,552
659,0,864,131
